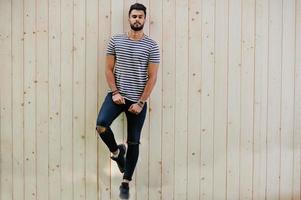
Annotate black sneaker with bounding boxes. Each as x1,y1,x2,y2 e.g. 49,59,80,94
111,144,126,173
119,182,129,199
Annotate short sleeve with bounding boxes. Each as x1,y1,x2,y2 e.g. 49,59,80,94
106,36,116,55
149,43,160,64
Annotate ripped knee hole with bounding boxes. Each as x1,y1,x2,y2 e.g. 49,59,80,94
96,126,107,134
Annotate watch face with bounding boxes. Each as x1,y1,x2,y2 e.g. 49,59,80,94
137,100,145,107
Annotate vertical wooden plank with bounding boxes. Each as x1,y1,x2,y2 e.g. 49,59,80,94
61,0,74,199
11,0,25,199
266,1,282,199
111,0,124,36
200,0,215,199
187,0,202,199
253,0,269,199
240,0,255,199
49,0,61,199
227,0,241,199
293,0,301,199
98,0,111,199
213,0,228,199
85,0,98,199
0,0,13,199
174,0,189,199
36,0,49,199
73,0,86,199
280,0,295,199
162,0,176,198
23,0,37,199
0,99,3,197
110,1,125,199
148,0,163,199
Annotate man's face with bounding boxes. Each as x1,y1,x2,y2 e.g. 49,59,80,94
129,10,145,31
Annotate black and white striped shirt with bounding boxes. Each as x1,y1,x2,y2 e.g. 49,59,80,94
107,33,160,102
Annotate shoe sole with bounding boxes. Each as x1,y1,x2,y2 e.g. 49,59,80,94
119,188,129,199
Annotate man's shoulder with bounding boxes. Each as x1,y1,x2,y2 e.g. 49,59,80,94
143,35,159,47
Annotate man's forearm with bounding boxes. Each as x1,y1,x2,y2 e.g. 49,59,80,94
105,70,118,91
139,76,157,102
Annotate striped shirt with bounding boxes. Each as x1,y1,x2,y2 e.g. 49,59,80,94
107,33,160,102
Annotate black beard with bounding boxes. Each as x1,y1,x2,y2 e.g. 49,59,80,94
130,23,144,31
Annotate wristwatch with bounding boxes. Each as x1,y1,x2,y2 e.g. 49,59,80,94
137,100,145,108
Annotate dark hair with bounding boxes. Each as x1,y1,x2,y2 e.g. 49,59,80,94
128,3,146,17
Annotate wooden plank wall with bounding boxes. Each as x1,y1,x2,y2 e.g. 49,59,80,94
0,0,300,199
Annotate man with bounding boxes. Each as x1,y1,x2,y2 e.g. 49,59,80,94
96,3,160,199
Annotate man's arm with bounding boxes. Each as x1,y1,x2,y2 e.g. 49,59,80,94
105,54,125,104
139,62,159,101
105,54,117,91
128,62,159,114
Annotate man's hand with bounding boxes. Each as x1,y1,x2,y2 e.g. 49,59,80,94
112,93,125,104
128,103,143,115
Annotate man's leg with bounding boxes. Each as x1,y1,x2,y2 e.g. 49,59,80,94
124,103,147,181
96,93,127,173
119,103,147,199
96,93,123,154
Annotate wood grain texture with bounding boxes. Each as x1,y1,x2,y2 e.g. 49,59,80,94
0,1,300,199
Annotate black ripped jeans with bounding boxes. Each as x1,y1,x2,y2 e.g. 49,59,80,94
96,92,147,181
